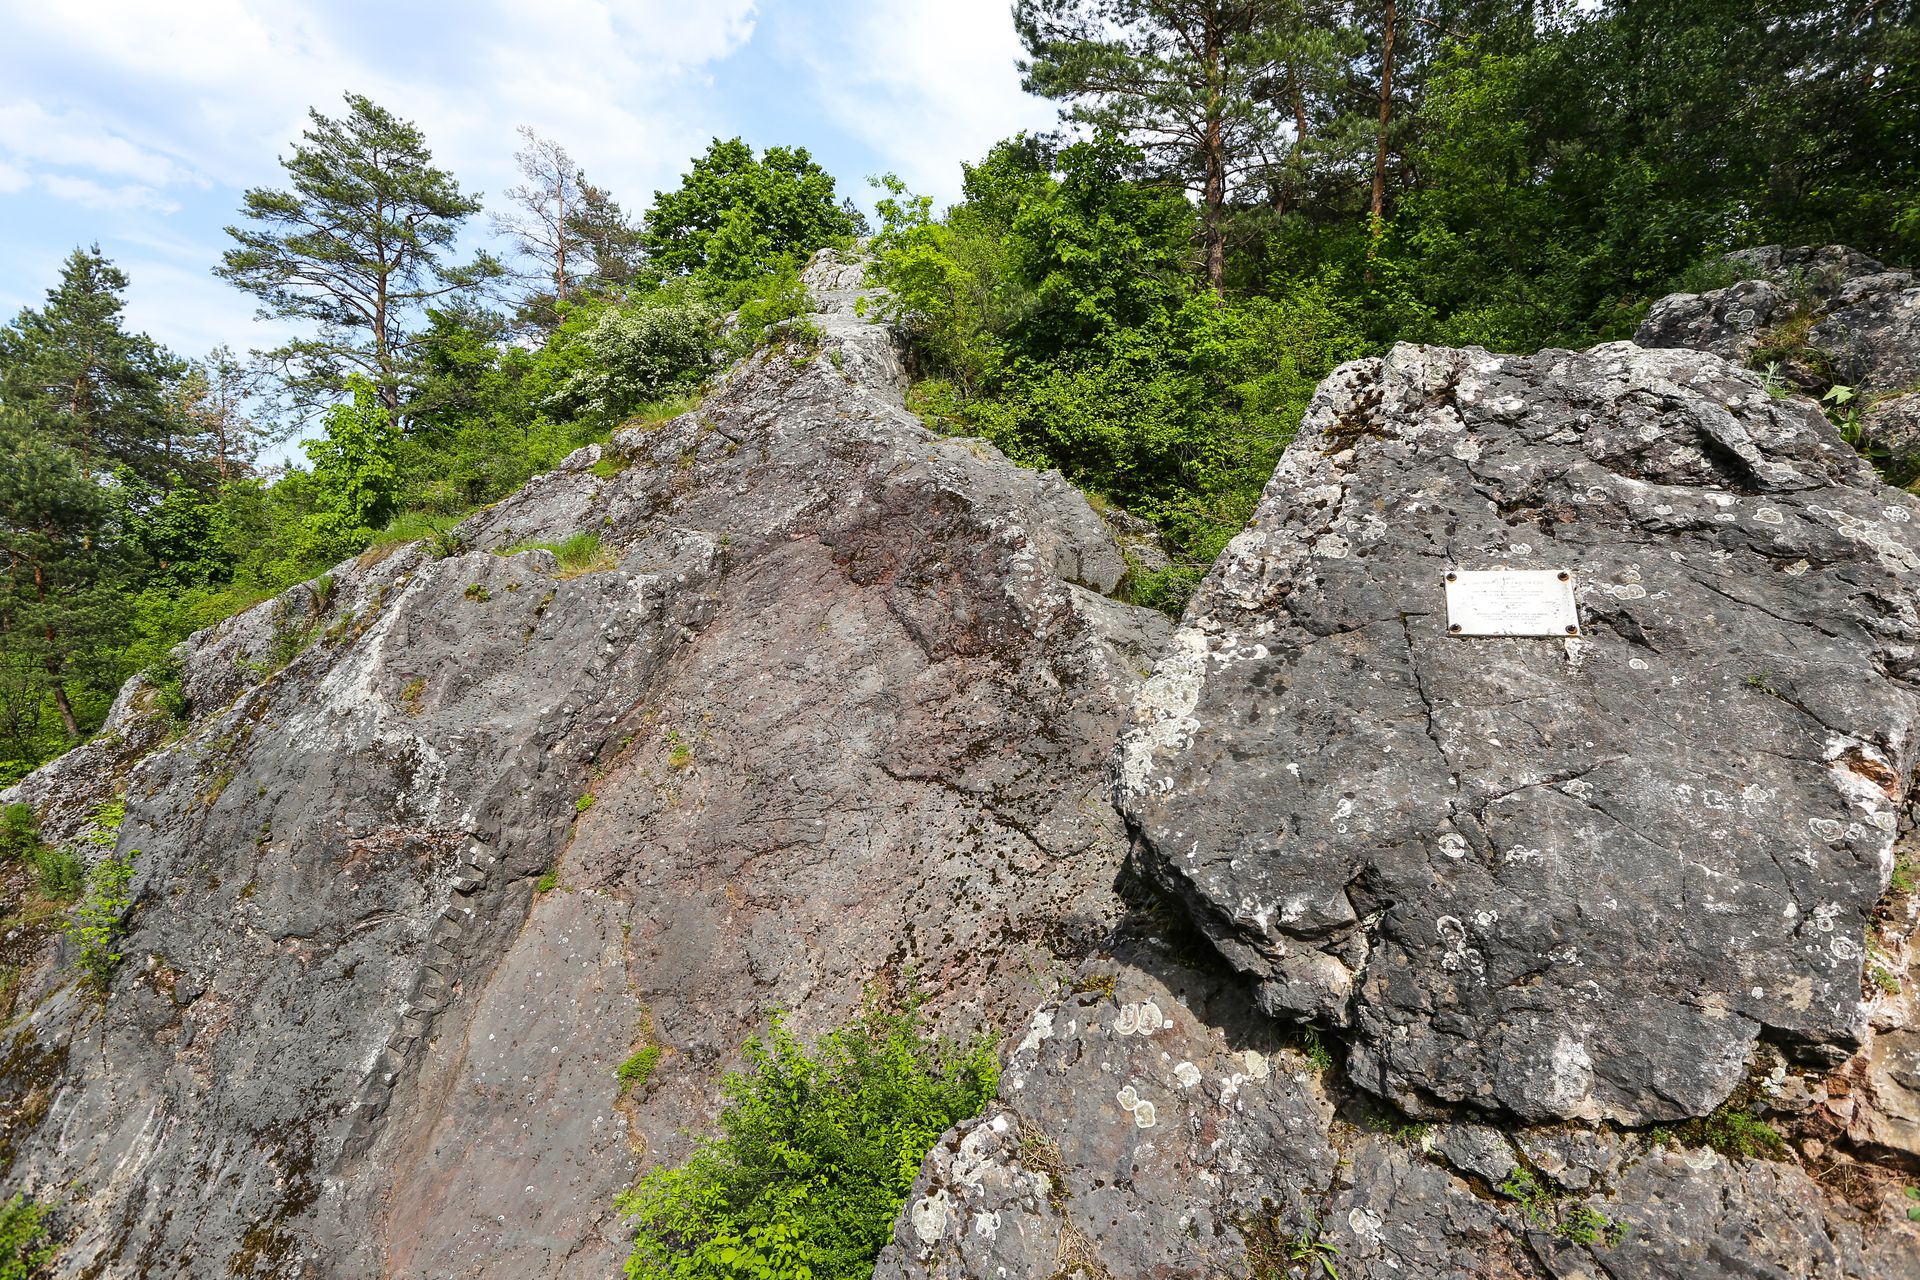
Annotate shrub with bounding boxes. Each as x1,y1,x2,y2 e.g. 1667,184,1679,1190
143,655,190,725
62,850,136,992
32,846,83,901
728,265,821,356
0,804,37,862
0,1193,57,1279
557,288,720,426
616,996,997,1280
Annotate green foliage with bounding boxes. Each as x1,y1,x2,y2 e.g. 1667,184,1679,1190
576,793,597,814
618,1045,663,1095
1498,1168,1627,1246
1684,1100,1789,1162
728,267,821,355
644,138,856,288
0,1193,58,1279
86,798,125,847
216,92,503,415
616,996,998,1280
0,804,38,862
552,285,720,424
534,869,559,894
0,245,187,486
507,532,616,579
61,849,136,991
299,376,402,562
31,846,83,903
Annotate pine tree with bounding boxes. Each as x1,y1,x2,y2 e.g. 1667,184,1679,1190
0,408,128,748
217,93,504,418
0,246,189,486
1015,0,1333,293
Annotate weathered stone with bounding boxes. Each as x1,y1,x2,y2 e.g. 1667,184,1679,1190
1634,277,1789,368
1862,391,1920,470
1816,271,1920,396
1118,341,1920,1127
0,249,1168,1277
875,933,1344,1280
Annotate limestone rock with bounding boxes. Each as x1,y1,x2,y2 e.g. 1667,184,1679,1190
879,936,1917,1279
1118,341,1920,1127
0,250,1169,1277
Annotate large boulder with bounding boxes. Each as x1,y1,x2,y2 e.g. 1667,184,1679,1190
880,337,1920,1280
0,250,1170,1277
1116,340,1919,1127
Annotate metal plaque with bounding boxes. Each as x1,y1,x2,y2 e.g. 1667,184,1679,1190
1444,568,1580,637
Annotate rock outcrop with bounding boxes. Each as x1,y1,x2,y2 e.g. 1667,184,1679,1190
1637,244,1920,470
0,250,1170,1277
880,340,1920,1279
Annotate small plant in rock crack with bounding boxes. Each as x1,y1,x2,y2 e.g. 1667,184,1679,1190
575,792,597,814
1281,1212,1342,1278
1499,1168,1627,1246
664,729,692,770
63,850,137,992
617,1045,662,1095
464,583,491,602
534,869,559,893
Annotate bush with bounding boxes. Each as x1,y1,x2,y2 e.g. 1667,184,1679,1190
0,1193,57,1279
558,287,720,426
616,996,997,1280
61,850,136,991
0,804,37,862
728,265,820,356
32,846,83,901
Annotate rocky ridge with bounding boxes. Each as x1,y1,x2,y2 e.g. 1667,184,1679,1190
1637,244,1920,469
0,249,1169,1277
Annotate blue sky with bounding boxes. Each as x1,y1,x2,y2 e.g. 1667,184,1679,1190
0,0,1057,364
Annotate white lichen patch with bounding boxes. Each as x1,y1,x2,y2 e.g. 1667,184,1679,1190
910,1190,952,1243
1117,630,1209,797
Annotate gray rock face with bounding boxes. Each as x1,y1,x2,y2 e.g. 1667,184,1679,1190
1117,341,1919,1126
1816,269,1920,395
876,933,1918,1280
0,249,1169,1276
1636,244,1920,466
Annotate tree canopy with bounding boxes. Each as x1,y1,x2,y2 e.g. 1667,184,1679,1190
216,92,504,417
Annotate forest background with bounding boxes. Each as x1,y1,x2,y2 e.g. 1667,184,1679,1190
1,0,1914,781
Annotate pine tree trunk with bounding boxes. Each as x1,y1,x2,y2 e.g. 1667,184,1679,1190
48,673,79,741
1371,0,1398,224
1204,11,1227,294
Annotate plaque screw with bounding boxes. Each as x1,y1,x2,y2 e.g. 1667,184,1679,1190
1448,623,1462,633
1557,571,1570,582
1565,624,1578,634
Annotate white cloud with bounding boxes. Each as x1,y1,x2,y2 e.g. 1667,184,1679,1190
778,0,1056,206
0,159,28,193
38,175,181,214
0,0,760,199
0,102,201,187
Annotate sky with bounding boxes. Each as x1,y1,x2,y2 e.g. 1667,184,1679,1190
0,0,1059,366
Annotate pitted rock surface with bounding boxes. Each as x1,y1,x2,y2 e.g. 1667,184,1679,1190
0,250,1169,1277
1636,244,1920,465
1633,244,1889,373
878,933,1917,1279
1117,340,1920,1126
